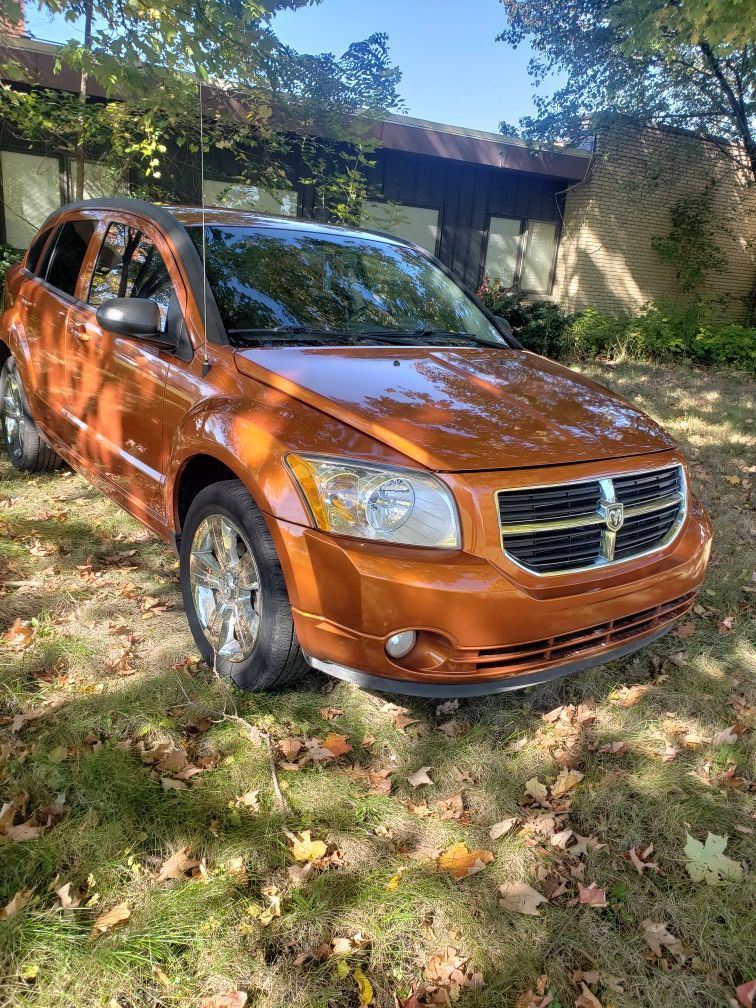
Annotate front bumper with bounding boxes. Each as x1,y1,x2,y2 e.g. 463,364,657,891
268,492,712,696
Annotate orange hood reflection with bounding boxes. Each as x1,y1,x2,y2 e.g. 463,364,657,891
234,345,676,471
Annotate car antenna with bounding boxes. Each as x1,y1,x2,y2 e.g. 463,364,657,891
198,80,211,378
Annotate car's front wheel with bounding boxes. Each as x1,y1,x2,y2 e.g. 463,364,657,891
0,356,62,473
179,479,308,691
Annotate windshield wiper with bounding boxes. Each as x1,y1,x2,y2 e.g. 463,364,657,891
357,328,504,349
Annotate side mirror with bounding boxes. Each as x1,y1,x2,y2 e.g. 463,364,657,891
95,297,176,349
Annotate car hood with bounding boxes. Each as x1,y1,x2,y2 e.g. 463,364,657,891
233,346,676,471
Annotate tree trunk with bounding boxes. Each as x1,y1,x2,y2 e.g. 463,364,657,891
74,0,93,201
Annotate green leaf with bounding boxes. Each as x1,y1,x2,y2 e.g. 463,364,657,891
684,832,744,885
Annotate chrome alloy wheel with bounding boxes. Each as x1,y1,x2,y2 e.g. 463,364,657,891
189,514,261,663
2,370,25,458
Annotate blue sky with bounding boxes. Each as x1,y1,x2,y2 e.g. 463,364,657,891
25,0,547,133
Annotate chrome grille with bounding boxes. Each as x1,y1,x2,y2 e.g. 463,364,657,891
497,464,686,575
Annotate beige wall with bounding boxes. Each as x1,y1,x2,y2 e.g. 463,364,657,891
554,125,756,320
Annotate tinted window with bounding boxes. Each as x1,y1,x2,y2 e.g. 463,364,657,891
26,227,53,274
189,225,504,345
45,220,96,297
88,222,174,329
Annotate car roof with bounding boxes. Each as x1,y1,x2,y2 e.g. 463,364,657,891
163,204,412,248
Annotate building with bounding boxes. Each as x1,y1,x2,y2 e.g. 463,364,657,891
1,34,754,320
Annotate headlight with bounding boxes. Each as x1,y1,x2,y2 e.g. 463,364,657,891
286,454,460,548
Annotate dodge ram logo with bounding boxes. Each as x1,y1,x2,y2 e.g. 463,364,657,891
605,503,624,532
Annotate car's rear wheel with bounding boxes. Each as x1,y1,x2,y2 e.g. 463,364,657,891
179,479,308,691
0,356,62,473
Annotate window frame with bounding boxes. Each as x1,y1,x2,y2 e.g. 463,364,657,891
40,217,99,302
361,198,443,258
482,215,561,296
80,212,193,361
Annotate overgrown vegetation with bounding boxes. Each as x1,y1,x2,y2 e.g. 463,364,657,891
1,361,754,1007
478,281,756,371
651,186,727,295
0,245,23,296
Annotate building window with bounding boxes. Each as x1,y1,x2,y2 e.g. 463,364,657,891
484,216,558,294
1,151,61,248
67,160,129,200
203,180,298,217
361,201,440,256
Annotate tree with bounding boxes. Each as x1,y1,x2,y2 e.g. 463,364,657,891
0,0,402,210
497,0,756,181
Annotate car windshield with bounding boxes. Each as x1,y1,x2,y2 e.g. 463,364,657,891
187,224,506,347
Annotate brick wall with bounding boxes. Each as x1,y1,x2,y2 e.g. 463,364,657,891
553,124,756,320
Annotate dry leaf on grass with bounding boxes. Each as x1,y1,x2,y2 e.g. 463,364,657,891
684,832,744,884
674,622,696,640
499,881,548,916
490,817,518,840
407,766,434,787
577,883,607,907
608,684,650,707
353,966,374,1006
321,733,353,757
319,706,344,720
736,980,756,1007
290,830,328,862
598,741,629,755
712,726,739,745
91,901,130,938
626,844,659,874
157,846,200,882
0,888,32,920
524,777,549,801
200,993,247,1008
642,919,686,961
551,768,584,797
574,983,603,1008
437,842,494,880
4,618,34,651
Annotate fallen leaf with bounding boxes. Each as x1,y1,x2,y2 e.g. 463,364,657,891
4,618,34,651
684,832,744,884
319,707,344,720
712,726,739,745
225,856,249,887
290,830,328,863
575,983,603,1008
6,822,46,842
437,842,494,880
54,882,81,910
718,615,735,634
200,993,248,1008
91,901,130,938
0,888,32,919
498,880,548,916
157,846,200,882
598,741,629,755
407,766,434,788
609,684,650,707
551,768,584,797
353,966,374,1006
578,883,607,907
490,817,518,840
321,733,353,758
626,844,659,874
435,793,465,820
736,980,756,1008
674,622,696,640
642,919,686,961
524,777,549,801
551,828,573,850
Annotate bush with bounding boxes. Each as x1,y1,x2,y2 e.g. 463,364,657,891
0,243,24,298
477,280,574,358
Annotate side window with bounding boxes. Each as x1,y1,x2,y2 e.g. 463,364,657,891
26,227,53,274
88,222,175,330
44,220,97,297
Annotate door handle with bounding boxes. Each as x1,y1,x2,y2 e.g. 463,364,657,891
70,323,90,343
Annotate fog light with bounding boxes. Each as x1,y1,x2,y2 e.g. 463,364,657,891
385,630,417,659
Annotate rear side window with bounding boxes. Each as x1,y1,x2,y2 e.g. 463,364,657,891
26,227,53,274
45,219,97,297
88,222,175,329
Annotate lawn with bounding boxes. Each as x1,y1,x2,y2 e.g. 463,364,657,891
0,360,754,1008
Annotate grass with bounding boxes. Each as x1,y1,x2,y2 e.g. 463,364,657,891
0,359,754,1008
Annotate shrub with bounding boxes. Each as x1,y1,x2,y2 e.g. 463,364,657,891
0,243,24,298
477,279,574,358
570,308,634,358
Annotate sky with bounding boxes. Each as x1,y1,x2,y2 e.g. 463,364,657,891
24,0,547,134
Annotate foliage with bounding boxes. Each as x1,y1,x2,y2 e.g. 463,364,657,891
0,2,402,210
651,187,727,294
0,243,23,297
476,280,574,357
477,281,756,370
497,0,756,181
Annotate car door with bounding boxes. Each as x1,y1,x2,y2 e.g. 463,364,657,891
65,216,184,527
17,217,98,432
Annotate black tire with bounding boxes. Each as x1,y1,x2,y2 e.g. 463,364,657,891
0,356,62,473
179,479,308,691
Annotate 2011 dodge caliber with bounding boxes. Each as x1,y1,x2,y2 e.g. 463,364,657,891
0,198,712,696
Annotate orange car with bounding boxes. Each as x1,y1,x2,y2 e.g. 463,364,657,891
0,198,712,695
